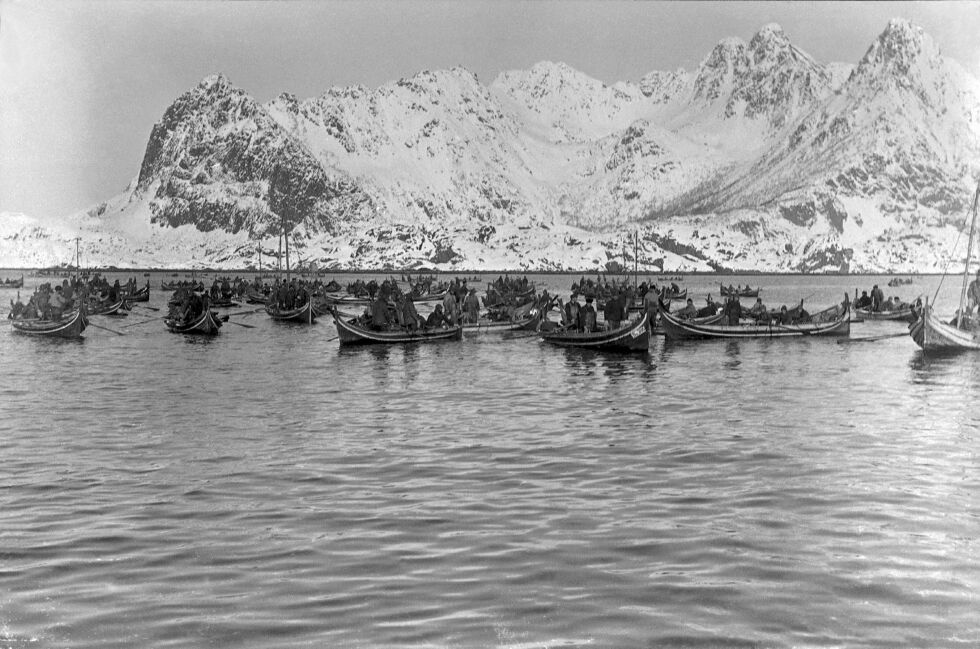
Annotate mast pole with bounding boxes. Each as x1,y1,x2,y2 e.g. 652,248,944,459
75,237,81,283
285,217,291,281
956,181,980,328
634,230,638,293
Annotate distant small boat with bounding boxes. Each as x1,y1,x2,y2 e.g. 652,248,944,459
1,275,24,289
720,284,760,298
10,304,88,339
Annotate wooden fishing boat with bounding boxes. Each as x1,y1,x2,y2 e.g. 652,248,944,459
666,288,688,301
413,289,450,303
853,306,914,322
121,283,150,302
165,298,222,335
540,312,650,353
332,310,463,345
245,289,269,305
160,280,204,291
910,180,980,351
462,309,543,333
209,296,240,308
720,284,760,298
660,299,850,340
651,311,724,335
10,304,88,339
322,293,372,307
266,299,316,324
1,275,24,289
88,298,128,316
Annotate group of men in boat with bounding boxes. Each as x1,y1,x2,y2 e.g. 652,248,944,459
5,276,125,321
855,285,911,312
166,287,222,328
351,277,553,332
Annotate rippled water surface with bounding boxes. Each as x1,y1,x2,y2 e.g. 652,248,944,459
1,273,979,648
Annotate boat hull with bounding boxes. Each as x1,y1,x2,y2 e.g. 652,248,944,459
333,312,463,345
120,285,150,302
540,312,650,353
910,304,980,350
720,284,760,298
266,301,316,324
10,306,88,339
462,310,542,333
88,299,128,316
165,309,221,334
661,305,850,340
854,307,914,322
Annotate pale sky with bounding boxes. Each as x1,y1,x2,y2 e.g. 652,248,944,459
2,0,979,220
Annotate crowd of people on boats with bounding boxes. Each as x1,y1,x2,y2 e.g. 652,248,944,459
7,280,84,321
347,276,555,332
166,287,221,328
854,285,912,312
664,292,815,326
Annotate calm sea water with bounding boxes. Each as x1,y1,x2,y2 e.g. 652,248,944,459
1,272,978,648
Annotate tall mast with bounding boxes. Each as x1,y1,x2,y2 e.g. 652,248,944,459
956,181,980,327
285,219,291,281
75,237,81,283
633,230,638,293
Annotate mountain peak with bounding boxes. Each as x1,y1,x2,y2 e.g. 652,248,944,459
858,18,939,74
198,73,234,93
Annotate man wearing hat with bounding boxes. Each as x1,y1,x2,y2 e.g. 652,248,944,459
580,295,597,332
463,287,480,324
564,294,581,331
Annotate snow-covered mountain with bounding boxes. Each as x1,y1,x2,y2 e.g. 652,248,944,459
3,19,979,272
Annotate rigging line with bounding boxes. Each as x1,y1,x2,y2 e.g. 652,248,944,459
933,225,963,304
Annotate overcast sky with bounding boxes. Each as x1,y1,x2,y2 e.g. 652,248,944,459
2,0,979,221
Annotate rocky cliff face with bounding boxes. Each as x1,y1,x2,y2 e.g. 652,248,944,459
3,19,979,272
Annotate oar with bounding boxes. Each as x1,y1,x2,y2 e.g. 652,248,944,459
837,332,909,344
122,315,166,328
134,303,160,312
224,307,266,318
220,315,255,329
87,321,126,336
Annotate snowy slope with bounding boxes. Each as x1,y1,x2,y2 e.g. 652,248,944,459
2,19,979,273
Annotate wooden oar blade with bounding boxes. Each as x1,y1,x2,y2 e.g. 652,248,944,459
87,321,126,336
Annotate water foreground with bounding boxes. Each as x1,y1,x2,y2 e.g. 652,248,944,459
1,273,978,648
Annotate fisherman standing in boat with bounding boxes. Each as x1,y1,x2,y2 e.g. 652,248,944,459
749,297,767,322
442,288,459,325
564,295,581,331
604,291,623,331
870,284,885,311
722,294,742,325
968,269,980,313
463,288,480,324
580,296,597,332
